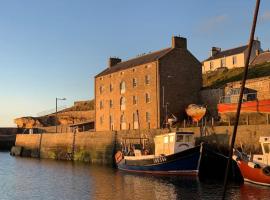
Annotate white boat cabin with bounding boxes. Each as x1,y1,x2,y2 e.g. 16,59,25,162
253,137,270,165
154,132,195,156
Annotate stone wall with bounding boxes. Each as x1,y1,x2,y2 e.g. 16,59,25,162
200,88,224,117
15,124,270,164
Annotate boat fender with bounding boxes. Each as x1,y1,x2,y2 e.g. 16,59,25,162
115,151,123,164
262,166,270,176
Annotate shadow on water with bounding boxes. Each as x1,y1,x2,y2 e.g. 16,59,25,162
1,152,270,200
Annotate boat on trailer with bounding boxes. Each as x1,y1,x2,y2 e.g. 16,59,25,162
115,132,202,175
233,136,270,186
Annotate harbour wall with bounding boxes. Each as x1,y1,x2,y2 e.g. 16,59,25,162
0,128,17,150
14,125,270,164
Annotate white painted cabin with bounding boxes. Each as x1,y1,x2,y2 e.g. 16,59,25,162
154,132,195,156
253,137,270,165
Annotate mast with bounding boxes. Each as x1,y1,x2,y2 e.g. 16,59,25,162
222,0,261,198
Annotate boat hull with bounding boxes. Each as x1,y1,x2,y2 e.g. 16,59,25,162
233,154,270,186
117,146,201,175
218,99,270,114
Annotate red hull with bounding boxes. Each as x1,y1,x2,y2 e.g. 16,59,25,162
218,99,270,114
236,160,270,186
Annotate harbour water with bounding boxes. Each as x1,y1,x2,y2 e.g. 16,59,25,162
0,152,269,200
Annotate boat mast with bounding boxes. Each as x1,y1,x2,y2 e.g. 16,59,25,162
222,0,261,198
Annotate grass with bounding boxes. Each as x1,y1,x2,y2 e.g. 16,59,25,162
203,62,270,88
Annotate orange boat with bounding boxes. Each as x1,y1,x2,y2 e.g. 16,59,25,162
185,104,206,122
218,88,270,114
233,137,270,186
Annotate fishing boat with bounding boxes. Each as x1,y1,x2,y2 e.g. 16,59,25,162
218,88,270,115
233,136,270,186
115,132,202,175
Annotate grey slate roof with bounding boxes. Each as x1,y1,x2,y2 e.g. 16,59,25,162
95,48,172,77
203,45,248,62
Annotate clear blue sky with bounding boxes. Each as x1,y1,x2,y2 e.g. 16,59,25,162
0,0,269,127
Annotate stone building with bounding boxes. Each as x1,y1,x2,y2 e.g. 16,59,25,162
251,50,270,66
202,40,262,74
94,36,201,131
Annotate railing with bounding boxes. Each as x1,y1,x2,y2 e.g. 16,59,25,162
36,106,67,117
219,92,257,104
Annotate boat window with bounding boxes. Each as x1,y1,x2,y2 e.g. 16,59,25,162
164,136,168,144
185,135,192,142
176,135,184,142
264,144,270,154
169,135,174,143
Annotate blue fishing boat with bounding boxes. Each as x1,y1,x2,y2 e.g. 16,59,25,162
115,132,202,175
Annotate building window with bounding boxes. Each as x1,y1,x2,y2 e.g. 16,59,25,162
120,114,126,130
120,97,126,110
110,84,113,92
99,85,104,94
133,78,137,88
146,112,150,122
120,81,126,94
145,75,150,85
210,61,213,70
133,96,138,105
220,58,225,67
133,112,139,129
232,56,237,65
100,116,103,125
109,115,114,130
99,100,103,109
109,99,113,108
145,93,150,103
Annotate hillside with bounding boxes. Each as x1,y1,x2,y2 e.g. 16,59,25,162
203,62,270,88
14,100,95,128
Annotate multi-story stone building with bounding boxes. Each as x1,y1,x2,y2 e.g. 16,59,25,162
202,40,262,74
95,36,201,131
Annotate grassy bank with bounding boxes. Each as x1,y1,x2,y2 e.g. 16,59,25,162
203,62,270,88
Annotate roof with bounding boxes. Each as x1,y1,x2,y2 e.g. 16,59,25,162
203,45,248,62
251,51,270,65
95,48,172,77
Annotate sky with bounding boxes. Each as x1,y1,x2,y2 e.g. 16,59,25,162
0,0,270,127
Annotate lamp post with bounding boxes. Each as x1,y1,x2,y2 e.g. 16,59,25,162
55,97,66,133
162,75,174,128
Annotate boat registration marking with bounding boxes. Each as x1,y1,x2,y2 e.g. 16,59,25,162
154,157,167,164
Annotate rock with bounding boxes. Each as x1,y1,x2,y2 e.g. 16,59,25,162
10,146,22,156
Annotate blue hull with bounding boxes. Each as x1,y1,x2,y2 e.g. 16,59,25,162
117,146,201,175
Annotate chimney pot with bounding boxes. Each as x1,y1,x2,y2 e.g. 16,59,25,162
108,57,121,68
171,36,187,49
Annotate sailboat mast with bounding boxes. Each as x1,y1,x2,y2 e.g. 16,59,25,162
222,0,261,198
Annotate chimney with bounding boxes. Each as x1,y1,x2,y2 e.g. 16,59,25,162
108,57,121,68
171,36,187,49
211,47,221,56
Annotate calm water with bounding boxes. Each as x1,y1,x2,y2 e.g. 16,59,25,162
0,152,270,200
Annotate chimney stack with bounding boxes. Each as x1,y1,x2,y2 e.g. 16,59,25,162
211,47,221,56
108,57,121,68
172,36,187,49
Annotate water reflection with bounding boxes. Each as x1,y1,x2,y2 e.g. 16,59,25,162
1,152,270,200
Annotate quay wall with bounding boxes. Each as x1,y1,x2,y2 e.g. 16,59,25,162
0,128,17,150
15,125,270,164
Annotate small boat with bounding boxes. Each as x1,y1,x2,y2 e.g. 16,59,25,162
115,132,202,175
233,136,270,186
